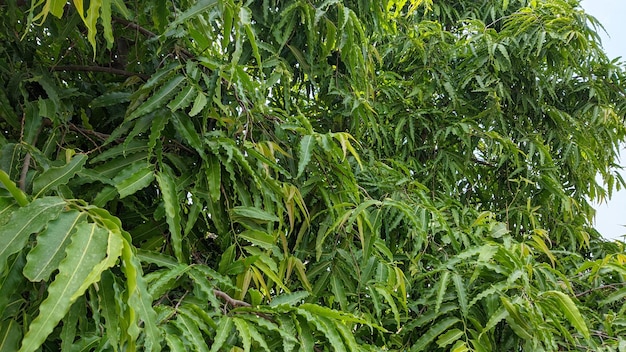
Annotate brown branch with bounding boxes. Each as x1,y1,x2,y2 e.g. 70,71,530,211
213,289,251,308
575,282,626,298
112,17,157,38
51,65,149,80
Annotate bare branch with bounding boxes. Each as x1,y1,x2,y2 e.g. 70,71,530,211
213,289,251,308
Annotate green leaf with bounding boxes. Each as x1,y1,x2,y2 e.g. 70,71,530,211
174,313,209,352
98,271,121,350
233,318,252,352
90,92,132,108
115,165,155,198
156,170,183,262
410,317,460,352
436,271,450,313
167,85,195,111
0,319,22,352
296,135,315,178
19,223,109,352
436,328,464,348
231,206,280,223
168,0,218,29
0,169,29,206
541,291,590,340
171,112,205,157
189,91,207,117
205,154,221,201
209,317,233,352
33,154,88,198
126,75,185,121
270,291,310,307
23,210,86,281
0,197,66,274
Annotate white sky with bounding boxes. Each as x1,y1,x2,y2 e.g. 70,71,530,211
580,0,626,240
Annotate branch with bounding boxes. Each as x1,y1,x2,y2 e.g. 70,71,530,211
575,282,626,298
51,65,149,80
213,289,251,308
112,17,156,38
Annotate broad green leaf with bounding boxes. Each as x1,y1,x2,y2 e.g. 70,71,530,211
32,154,87,197
19,223,109,352
0,319,21,352
115,165,155,198
23,210,86,281
541,291,590,339
238,229,277,250
410,317,460,352
0,197,65,274
126,75,185,121
296,135,315,178
209,317,233,352
156,170,183,262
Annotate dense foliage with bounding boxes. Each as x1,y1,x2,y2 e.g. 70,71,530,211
2,0,626,350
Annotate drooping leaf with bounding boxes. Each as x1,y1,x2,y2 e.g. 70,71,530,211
0,197,66,273
19,222,109,352
23,210,86,282
156,170,183,262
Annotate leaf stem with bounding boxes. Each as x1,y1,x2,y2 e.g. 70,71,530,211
0,169,30,206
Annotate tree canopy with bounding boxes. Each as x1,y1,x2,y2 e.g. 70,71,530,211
2,0,626,351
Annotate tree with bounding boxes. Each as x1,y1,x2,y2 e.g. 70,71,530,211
1,0,626,350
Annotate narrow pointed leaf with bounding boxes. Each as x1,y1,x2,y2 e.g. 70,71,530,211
209,317,233,352
115,165,155,198
156,171,183,262
541,291,590,339
297,135,315,178
126,75,185,121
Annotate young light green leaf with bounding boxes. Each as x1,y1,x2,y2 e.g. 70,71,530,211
33,154,87,198
167,0,218,29
23,210,86,282
0,197,66,274
126,75,185,121
156,171,183,262
19,223,109,352
296,135,315,178
115,165,155,198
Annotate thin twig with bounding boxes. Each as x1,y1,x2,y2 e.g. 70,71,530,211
51,65,149,80
213,289,251,308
